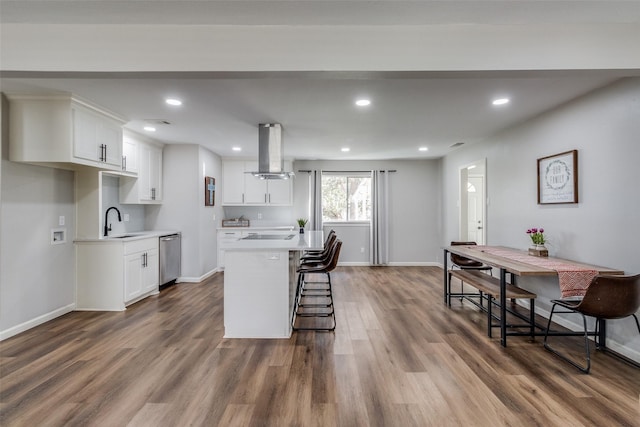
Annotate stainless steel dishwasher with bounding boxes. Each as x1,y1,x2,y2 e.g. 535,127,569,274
159,233,181,286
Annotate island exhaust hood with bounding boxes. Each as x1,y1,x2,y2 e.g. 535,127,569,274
250,123,294,180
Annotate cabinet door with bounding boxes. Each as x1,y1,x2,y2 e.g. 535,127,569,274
267,179,292,205
124,253,143,302
99,120,123,167
139,143,163,202
142,249,159,293
243,161,268,204
122,137,138,173
222,161,246,205
72,106,101,162
147,144,162,201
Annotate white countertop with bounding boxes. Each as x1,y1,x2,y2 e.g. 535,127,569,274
222,231,324,251
217,225,295,231
74,230,180,243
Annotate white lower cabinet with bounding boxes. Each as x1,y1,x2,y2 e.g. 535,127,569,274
124,247,159,303
76,237,159,311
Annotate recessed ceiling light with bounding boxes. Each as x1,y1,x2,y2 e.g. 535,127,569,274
492,98,510,106
165,98,183,106
418,147,428,152
341,147,351,152
232,147,242,152
143,126,156,132
355,99,371,107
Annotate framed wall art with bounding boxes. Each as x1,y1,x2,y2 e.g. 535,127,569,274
205,176,215,206
537,150,578,204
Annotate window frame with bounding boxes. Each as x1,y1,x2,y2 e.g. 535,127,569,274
320,172,372,223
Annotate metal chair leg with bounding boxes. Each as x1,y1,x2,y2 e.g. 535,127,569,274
543,302,591,373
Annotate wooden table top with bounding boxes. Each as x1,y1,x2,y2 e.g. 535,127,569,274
445,245,624,277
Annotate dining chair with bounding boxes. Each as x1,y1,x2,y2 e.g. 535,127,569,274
543,273,640,373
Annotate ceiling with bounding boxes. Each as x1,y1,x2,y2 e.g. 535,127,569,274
2,1,639,160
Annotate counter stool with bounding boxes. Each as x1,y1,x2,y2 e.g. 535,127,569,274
292,239,342,331
301,230,336,261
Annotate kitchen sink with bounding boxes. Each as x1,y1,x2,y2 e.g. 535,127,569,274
110,234,137,238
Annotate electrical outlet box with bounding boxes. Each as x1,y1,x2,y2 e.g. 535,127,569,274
58,216,65,226
51,228,66,245
123,213,130,222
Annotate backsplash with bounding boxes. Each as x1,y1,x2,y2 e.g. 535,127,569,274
102,175,146,232
223,206,295,227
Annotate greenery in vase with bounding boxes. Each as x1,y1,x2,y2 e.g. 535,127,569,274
297,218,308,228
526,227,546,245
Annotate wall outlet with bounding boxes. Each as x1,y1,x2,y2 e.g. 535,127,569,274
123,213,130,222
58,216,65,226
213,213,216,221
257,213,263,220
360,247,365,253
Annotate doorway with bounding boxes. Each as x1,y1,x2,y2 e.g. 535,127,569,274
459,159,486,245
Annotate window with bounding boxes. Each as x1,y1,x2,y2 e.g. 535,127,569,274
321,173,372,222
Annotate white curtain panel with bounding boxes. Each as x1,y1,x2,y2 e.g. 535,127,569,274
310,170,323,231
370,170,389,265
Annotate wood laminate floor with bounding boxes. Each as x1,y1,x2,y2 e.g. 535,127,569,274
1,267,639,426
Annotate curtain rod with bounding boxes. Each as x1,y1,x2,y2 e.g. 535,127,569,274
297,170,397,173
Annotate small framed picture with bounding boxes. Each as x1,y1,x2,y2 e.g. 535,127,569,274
537,150,578,204
204,176,215,206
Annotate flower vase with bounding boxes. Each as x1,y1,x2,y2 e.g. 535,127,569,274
299,227,305,234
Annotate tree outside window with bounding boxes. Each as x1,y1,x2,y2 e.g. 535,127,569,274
322,174,371,221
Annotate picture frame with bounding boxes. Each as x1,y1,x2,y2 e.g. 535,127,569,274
204,176,215,206
537,150,578,204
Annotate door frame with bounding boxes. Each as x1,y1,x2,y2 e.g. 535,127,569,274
458,158,487,245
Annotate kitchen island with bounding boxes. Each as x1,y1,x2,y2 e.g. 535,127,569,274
223,231,324,338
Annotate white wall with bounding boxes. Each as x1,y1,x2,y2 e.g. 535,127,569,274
0,96,76,339
146,144,223,281
294,159,441,265
198,145,224,276
441,77,640,361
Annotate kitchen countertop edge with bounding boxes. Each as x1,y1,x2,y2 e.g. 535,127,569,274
74,230,180,243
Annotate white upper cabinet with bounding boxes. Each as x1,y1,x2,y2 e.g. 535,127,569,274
122,136,138,174
8,94,125,171
119,131,163,204
222,161,246,205
222,160,293,206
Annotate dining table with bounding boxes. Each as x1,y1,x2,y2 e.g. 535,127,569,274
443,245,624,347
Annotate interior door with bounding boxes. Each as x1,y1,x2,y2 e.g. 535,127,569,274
467,176,484,244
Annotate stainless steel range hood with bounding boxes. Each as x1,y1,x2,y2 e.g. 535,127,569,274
251,123,294,180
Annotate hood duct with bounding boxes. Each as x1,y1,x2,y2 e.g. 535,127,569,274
251,123,294,179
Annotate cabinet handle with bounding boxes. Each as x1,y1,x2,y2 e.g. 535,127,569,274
269,194,271,203
151,188,156,200
104,145,107,162
122,155,127,170
242,193,245,203
99,144,106,162
264,194,267,203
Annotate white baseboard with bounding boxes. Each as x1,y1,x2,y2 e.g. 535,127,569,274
177,268,220,283
0,303,75,341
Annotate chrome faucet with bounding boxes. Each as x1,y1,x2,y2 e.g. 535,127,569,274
104,206,122,237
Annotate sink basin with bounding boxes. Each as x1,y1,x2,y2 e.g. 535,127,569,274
110,234,138,239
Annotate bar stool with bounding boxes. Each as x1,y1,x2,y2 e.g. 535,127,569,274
292,239,342,331
301,230,336,260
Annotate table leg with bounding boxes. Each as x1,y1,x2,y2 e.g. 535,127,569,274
597,318,607,350
500,268,507,347
443,249,449,305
